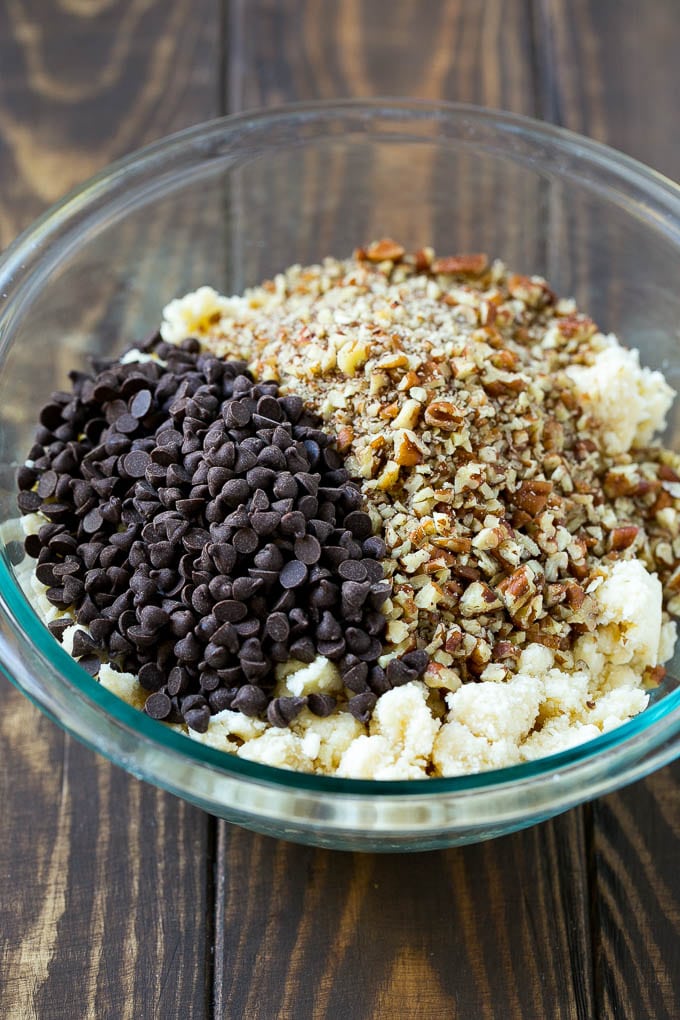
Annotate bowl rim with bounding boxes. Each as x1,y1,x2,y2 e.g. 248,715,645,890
1,97,680,802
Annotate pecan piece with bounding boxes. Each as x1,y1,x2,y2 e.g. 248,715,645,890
365,238,405,263
512,479,552,516
564,582,586,609
497,565,535,615
424,400,463,431
459,581,503,617
493,640,520,663
445,629,464,654
609,525,639,551
644,665,667,686
414,247,434,272
432,253,488,275
394,429,423,467
335,425,354,452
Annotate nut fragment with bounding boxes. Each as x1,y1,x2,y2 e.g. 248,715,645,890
365,238,405,263
423,400,463,431
432,253,488,275
394,429,424,467
512,480,552,516
459,581,503,617
609,525,639,551
393,398,422,430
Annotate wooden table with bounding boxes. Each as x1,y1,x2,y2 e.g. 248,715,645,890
1,3,678,1017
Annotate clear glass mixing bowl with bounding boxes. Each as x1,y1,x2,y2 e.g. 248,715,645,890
1,101,679,852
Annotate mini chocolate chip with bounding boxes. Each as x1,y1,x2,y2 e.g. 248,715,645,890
232,685,267,717
294,534,321,565
48,618,72,642
348,691,377,723
222,478,250,506
402,649,429,674
213,599,248,623
338,559,368,582
342,661,370,692
224,401,251,428
184,704,211,732
280,560,308,589
289,637,316,663
232,575,262,601
386,658,418,687
17,465,38,491
17,491,42,513
82,508,103,534
115,413,140,435
307,693,336,717
138,662,165,691
232,528,259,555
145,691,173,719
280,511,307,537
130,389,153,418
316,611,342,641
265,612,290,642
267,696,307,727
78,654,101,676
251,511,280,536
316,638,346,660
37,470,58,499
363,535,386,559
343,511,373,539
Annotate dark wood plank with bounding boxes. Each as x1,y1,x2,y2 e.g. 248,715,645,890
0,3,220,1017
228,0,538,114
540,2,680,1017
215,4,594,1018
216,817,593,1020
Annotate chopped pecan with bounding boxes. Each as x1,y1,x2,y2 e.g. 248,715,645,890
394,429,423,467
365,238,405,263
507,273,555,307
490,349,518,371
512,479,552,516
492,640,520,662
424,400,463,431
444,629,464,654
652,489,673,514
497,565,534,614
432,253,488,275
542,418,565,453
378,401,400,420
467,639,492,675
658,464,680,483
523,629,564,650
644,665,667,686
564,582,586,609
555,314,595,339
603,471,656,499
545,582,568,608
453,563,482,583
609,525,639,551
335,425,354,452
459,581,503,617
414,247,434,272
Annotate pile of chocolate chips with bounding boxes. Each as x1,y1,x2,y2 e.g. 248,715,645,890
18,337,427,732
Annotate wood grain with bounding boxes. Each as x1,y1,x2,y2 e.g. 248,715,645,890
216,3,594,1018
228,0,537,113
216,816,593,1020
540,2,680,1016
0,3,219,1017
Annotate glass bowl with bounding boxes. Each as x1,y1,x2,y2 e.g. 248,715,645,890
1,100,680,853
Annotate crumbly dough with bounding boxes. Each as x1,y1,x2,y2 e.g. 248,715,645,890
15,247,680,778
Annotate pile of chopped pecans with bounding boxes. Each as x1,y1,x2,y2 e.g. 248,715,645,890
165,241,680,700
